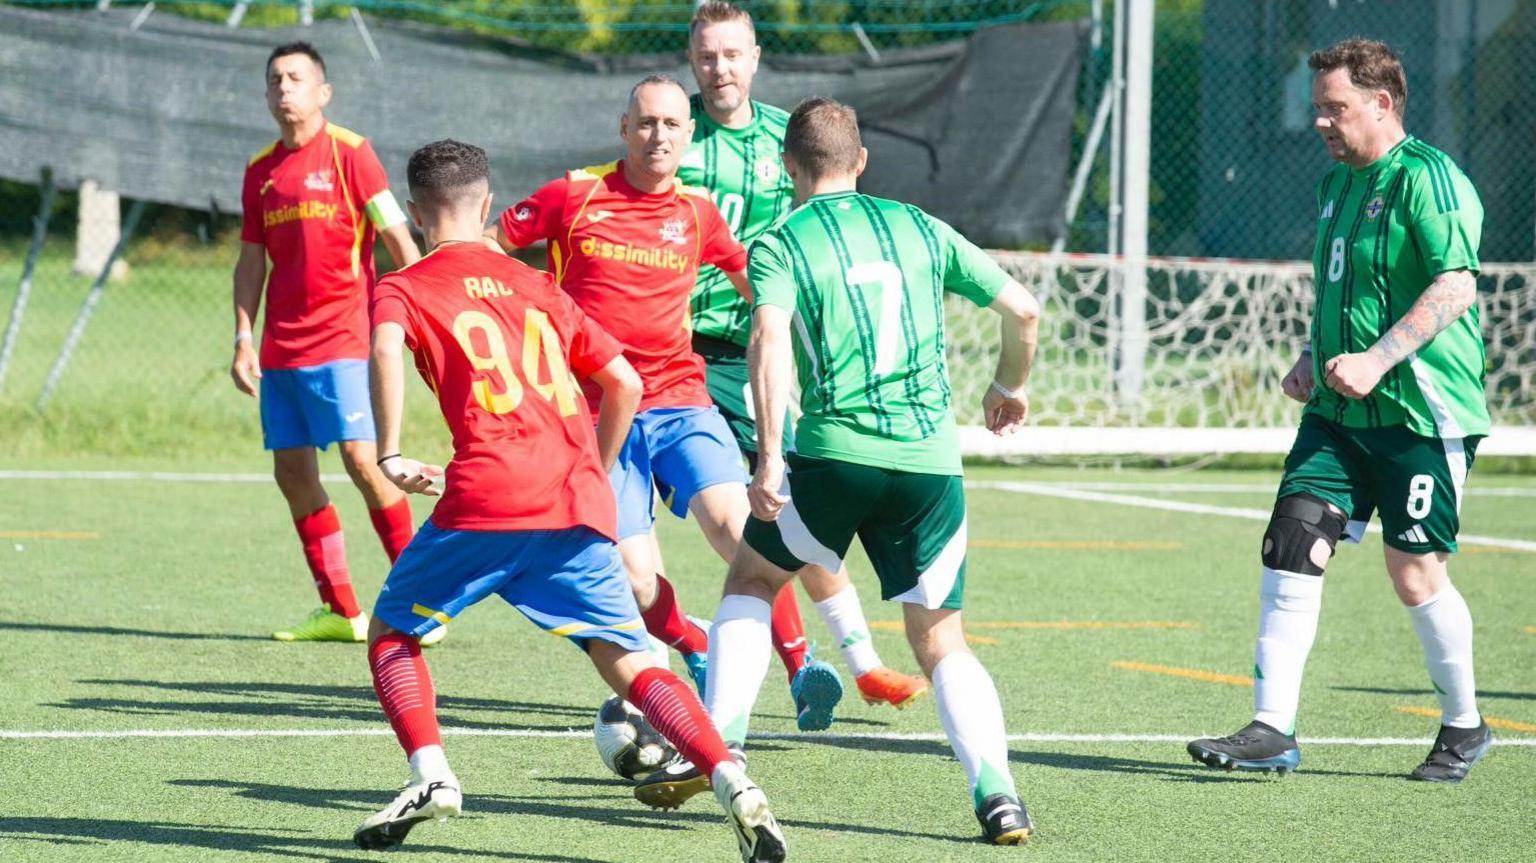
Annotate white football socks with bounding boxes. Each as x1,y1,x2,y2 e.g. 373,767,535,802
812,584,882,677
408,744,452,784
1252,567,1324,733
1406,582,1481,728
705,594,774,744
932,651,1015,807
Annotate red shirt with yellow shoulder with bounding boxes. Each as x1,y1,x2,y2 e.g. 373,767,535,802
499,161,747,413
370,243,624,537
241,122,407,369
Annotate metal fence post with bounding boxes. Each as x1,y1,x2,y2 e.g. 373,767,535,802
36,199,146,412
0,169,55,396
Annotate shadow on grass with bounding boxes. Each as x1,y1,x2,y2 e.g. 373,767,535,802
0,620,267,642
173,775,972,845
0,817,615,863
50,678,591,730
1333,685,1536,702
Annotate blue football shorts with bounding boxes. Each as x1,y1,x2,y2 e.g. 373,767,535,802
609,406,747,540
373,521,649,652
259,358,375,451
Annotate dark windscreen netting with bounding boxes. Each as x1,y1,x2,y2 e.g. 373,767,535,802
0,6,1083,246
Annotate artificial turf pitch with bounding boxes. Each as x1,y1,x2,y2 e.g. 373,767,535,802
2,461,1533,862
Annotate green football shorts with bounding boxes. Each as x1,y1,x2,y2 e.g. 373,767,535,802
742,453,967,609
694,334,794,467
1278,413,1480,554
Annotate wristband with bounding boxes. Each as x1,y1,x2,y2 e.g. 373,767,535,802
990,379,1023,400
1300,342,1313,355
233,331,252,349
376,453,401,466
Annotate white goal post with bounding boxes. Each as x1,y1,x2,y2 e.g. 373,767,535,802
951,251,1536,457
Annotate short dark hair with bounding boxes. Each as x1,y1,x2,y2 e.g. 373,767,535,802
628,73,688,107
784,96,861,179
690,1,755,40
1309,38,1407,118
267,41,327,80
406,139,490,209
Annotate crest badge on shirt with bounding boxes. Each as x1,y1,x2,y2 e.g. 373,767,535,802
304,170,335,192
514,205,534,222
1364,195,1384,222
659,218,689,245
755,157,780,186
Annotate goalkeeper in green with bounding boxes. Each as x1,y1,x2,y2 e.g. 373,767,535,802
1188,38,1492,784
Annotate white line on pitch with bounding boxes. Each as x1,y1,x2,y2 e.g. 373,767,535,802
3,470,1532,499
969,480,1536,553
2,726,1533,747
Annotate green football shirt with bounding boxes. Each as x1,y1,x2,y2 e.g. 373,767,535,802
749,191,1009,475
1307,135,1489,439
680,96,794,346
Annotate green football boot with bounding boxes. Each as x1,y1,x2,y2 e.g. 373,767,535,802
272,605,367,642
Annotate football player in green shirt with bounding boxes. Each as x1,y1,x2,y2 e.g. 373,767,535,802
680,2,930,713
666,96,1043,845
1188,39,1492,783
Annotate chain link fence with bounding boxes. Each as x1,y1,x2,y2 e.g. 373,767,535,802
2,0,1533,459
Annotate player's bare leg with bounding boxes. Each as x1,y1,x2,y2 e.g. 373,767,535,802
690,482,843,727
271,447,367,642
904,604,1031,845
801,562,929,709
356,617,460,850
338,439,436,642
1386,547,1489,782
622,532,711,692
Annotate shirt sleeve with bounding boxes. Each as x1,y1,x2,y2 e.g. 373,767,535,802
559,287,625,378
499,178,568,248
747,233,797,312
933,214,1010,307
698,197,749,273
350,140,408,231
370,274,416,348
239,164,264,245
1407,164,1482,278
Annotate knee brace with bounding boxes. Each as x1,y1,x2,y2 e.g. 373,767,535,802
1261,493,1347,576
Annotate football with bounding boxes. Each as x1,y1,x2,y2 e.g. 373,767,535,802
593,695,677,780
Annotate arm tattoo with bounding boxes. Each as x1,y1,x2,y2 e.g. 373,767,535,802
1366,270,1477,368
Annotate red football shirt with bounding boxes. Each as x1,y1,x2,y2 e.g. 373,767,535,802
242,122,404,369
499,161,747,413
371,243,624,536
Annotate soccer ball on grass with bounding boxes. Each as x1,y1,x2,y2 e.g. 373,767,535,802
593,695,677,780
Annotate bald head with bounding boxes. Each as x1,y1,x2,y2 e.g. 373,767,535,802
620,75,695,184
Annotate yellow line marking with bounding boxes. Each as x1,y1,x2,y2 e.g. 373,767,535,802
1523,626,1536,636
0,531,99,540
1394,705,1536,734
1112,661,1253,687
870,620,1197,633
1459,546,1536,555
970,539,1183,551
966,634,1001,646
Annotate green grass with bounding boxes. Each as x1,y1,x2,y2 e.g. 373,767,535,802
2,461,1533,862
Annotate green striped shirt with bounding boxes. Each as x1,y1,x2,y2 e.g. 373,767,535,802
750,192,1008,474
680,96,794,347
1307,135,1489,439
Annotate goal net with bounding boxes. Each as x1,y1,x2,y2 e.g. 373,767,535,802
950,252,1536,457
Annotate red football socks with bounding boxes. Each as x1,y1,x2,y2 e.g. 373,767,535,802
640,574,709,656
368,497,415,563
771,582,810,682
369,633,442,755
293,504,361,618
629,666,731,776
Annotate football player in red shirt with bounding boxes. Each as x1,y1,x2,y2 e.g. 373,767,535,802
231,43,427,644
489,76,847,740
357,139,784,863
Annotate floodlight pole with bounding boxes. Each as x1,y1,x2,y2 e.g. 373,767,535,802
1114,0,1153,407
0,170,56,396
36,199,147,412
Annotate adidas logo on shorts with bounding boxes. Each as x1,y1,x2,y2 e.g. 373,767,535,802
1397,524,1429,544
